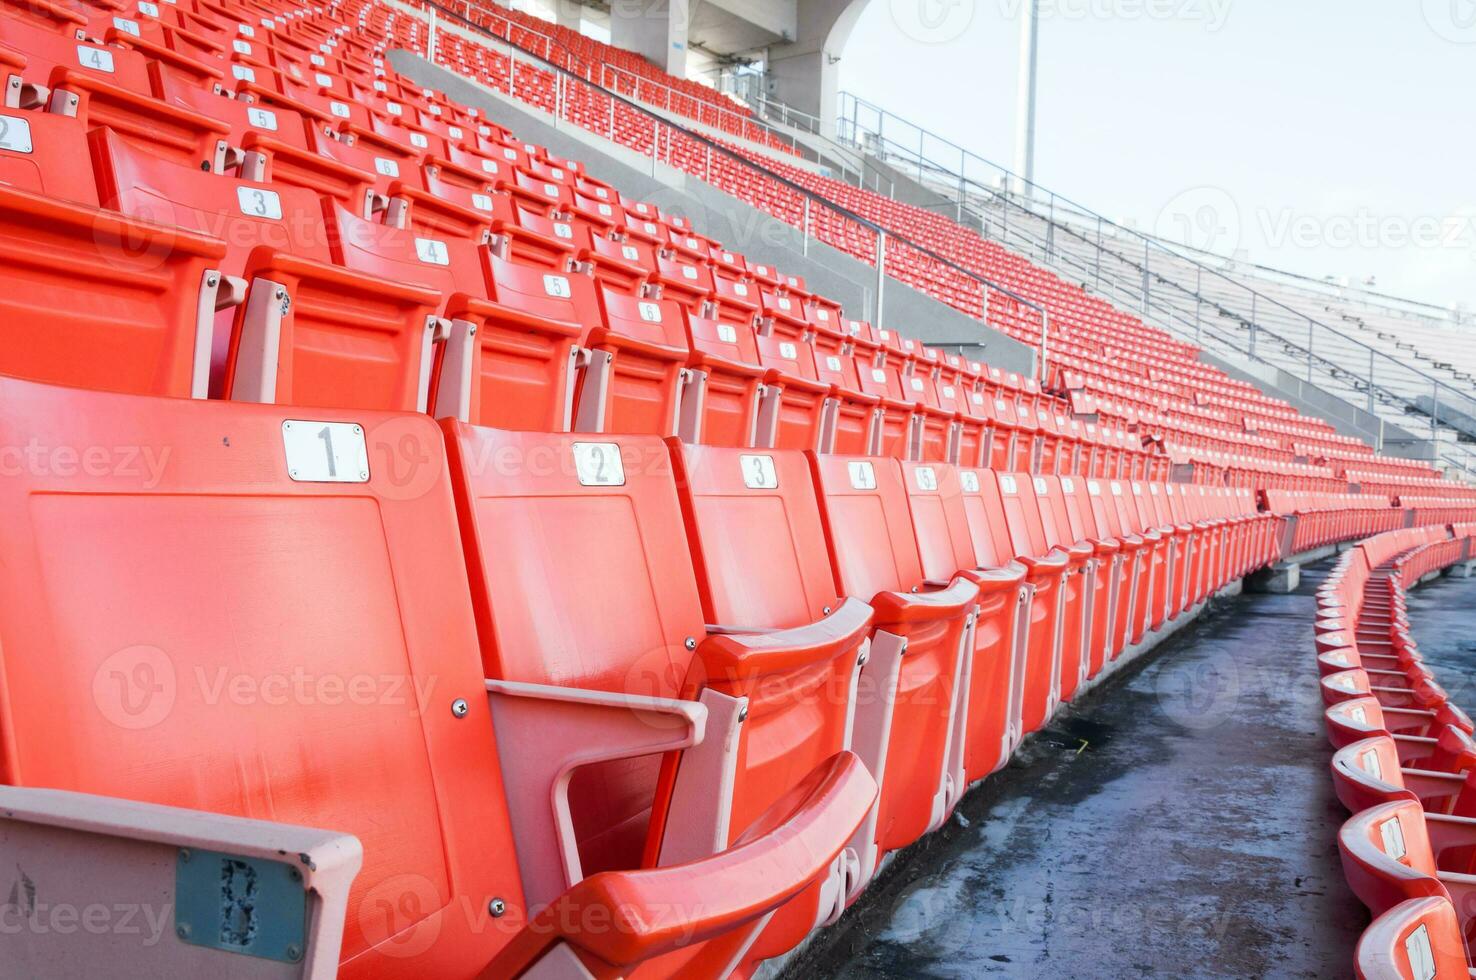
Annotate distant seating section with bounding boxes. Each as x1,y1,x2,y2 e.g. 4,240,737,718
1318,522,1476,978
0,0,1475,977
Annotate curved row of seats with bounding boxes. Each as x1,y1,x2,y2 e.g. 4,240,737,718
1316,523,1476,978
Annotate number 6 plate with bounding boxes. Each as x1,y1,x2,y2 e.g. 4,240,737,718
283,421,369,483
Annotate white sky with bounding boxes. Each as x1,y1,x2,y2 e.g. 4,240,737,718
836,0,1476,310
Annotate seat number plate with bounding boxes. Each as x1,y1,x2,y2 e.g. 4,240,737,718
740,454,777,489
848,461,877,491
283,421,368,483
0,115,33,154
572,442,624,486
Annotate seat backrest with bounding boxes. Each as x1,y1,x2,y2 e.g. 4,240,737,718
442,424,705,872
672,443,838,628
1355,896,1470,980
898,461,977,581
992,472,1049,558
956,468,1018,568
0,375,520,968
808,454,925,599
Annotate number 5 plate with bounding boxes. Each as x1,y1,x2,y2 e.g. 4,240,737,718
283,420,369,483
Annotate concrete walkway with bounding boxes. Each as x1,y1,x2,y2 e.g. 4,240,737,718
781,560,1449,979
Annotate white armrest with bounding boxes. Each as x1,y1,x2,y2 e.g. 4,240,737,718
484,678,711,911
0,786,360,979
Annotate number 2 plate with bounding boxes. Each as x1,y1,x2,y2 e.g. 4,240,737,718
283,421,368,482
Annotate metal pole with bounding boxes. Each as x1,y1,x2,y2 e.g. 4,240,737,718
607,91,614,140
1367,349,1375,413
1013,0,1039,198
651,121,659,177
1432,379,1440,436
1306,318,1314,381
1141,241,1150,312
874,230,887,325
1094,215,1102,289
553,71,561,130
1194,265,1202,341
1039,309,1050,383
426,5,438,64
802,198,811,257
1249,294,1257,358
981,283,990,325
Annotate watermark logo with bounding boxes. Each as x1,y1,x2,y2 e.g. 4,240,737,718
1422,0,1476,43
890,0,976,45
1155,186,1242,255
93,645,177,731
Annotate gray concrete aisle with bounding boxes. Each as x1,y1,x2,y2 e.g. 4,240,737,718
781,561,1453,979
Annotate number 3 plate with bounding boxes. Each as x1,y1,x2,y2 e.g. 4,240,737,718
283,421,369,482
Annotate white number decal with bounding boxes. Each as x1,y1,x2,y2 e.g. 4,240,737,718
113,17,140,35
848,461,877,491
373,158,400,177
330,101,351,118
779,342,797,359
283,420,368,483
0,115,34,154
960,471,980,493
637,302,662,323
1000,474,1018,494
236,186,282,219
740,455,778,490
716,324,737,343
414,238,449,266
246,107,278,131
572,442,624,486
915,466,938,492
543,274,572,298
78,46,116,73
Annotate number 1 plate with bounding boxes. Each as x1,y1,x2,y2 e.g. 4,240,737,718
283,421,369,483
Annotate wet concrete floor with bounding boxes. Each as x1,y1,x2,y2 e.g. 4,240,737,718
783,561,1476,978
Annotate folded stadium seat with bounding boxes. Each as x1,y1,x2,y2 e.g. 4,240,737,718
1340,800,1476,948
0,374,874,980
572,289,691,435
578,231,656,293
1085,479,1147,659
679,309,765,446
1325,698,1476,773
986,390,1026,471
433,253,600,432
1354,896,1474,980
93,125,458,409
1139,482,1187,629
0,55,113,205
710,267,761,330
1056,476,1124,678
905,351,970,464
807,344,882,455
0,182,228,396
444,425,881,968
753,332,834,452
668,442,893,933
491,204,591,271
652,250,713,312
808,453,980,870
1332,735,1473,816
0,6,235,171
1106,480,1162,645
1033,476,1103,701
895,460,1029,816
850,347,921,459
978,471,1070,731
1161,482,1198,619
759,286,810,342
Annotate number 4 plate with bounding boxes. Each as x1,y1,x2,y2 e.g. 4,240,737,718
283,421,368,482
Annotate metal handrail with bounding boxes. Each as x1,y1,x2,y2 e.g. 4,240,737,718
429,0,810,158
831,95,1476,443
397,0,1056,375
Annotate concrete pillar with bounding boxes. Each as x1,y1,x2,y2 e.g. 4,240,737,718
763,0,868,138
609,0,690,78
553,0,582,32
